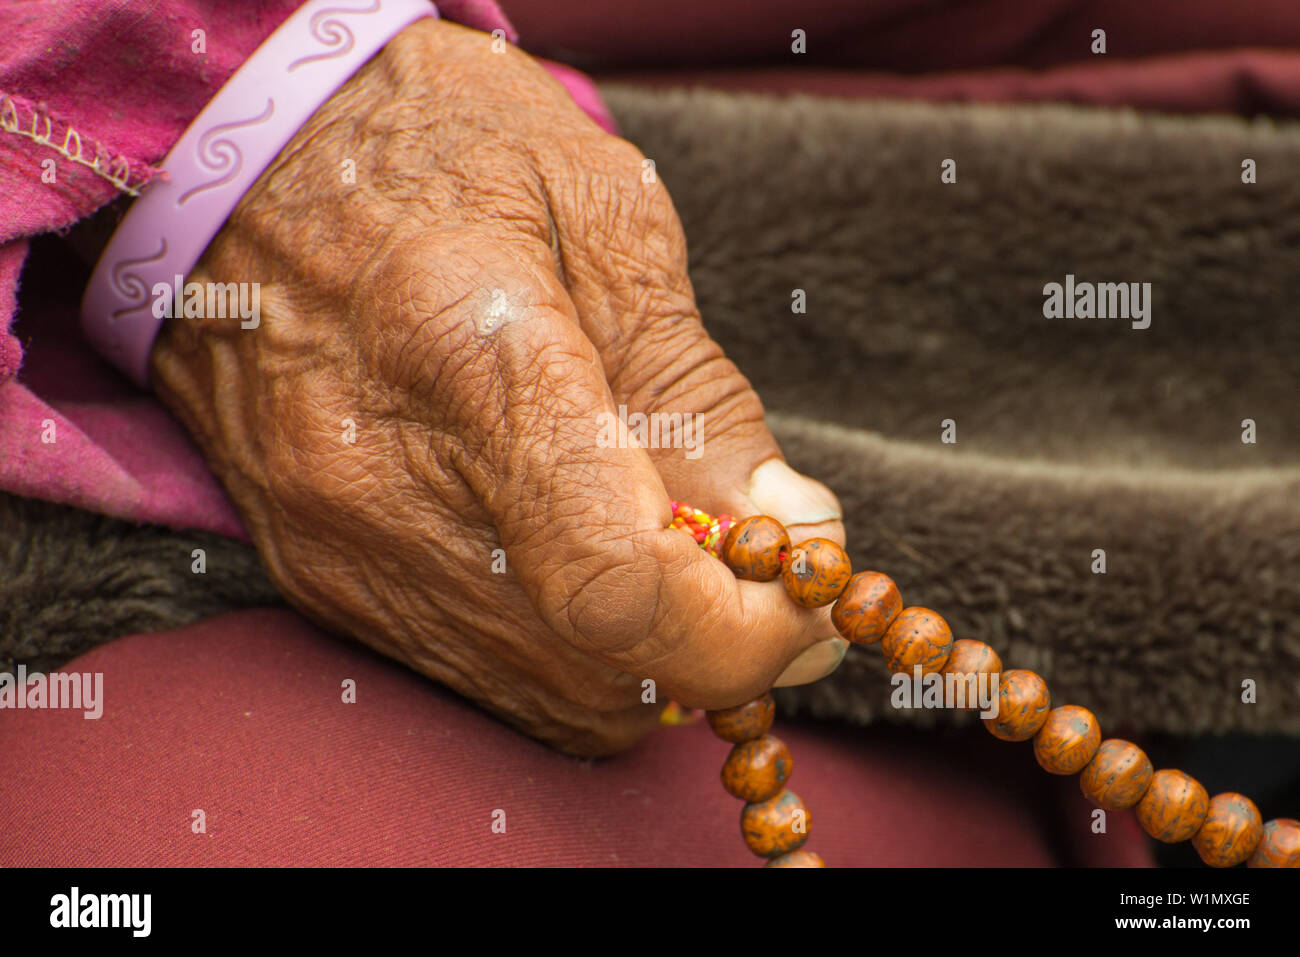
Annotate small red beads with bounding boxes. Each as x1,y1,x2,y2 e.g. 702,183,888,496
721,734,793,803
1192,792,1264,868
881,607,953,676
707,693,775,744
1033,705,1102,775
721,516,790,582
984,669,1051,742
1136,769,1209,844
741,789,811,858
1248,818,1300,868
1080,739,1153,810
781,538,852,607
667,500,734,559
831,570,902,645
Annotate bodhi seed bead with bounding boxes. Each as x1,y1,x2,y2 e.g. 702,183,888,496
721,516,790,582
831,570,902,645
1135,769,1209,844
1192,792,1264,868
781,538,852,608
984,669,1051,742
741,789,810,857
1248,818,1300,868
706,693,775,744
942,639,1003,709
1080,739,1153,810
765,849,825,868
721,734,793,803
672,499,1298,869
1033,705,1102,775
881,607,953,676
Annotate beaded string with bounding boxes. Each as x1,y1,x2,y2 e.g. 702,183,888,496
666,500,1300,869
667,501,734,559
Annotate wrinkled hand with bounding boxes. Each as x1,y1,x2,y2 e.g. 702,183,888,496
151,19,845,755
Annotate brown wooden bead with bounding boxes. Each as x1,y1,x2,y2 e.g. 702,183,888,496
741,789,810,857
831,571,902,645
706,693,775,744
1079,739,1153,810
1135,769,1209,843
1033,705,1101,775
942,639,1003,710
721,734,793,803
781,538,852,608
765,849,825,868
1248,818,1300,868
983,669,1051,741
721,516,790,582
881,606,953,676
1192,792,1264,868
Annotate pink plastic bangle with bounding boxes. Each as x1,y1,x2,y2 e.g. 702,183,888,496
80,0,439,386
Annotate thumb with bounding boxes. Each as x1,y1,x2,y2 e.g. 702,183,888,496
541,135,848,686
384,235,844,707
542,133,844,541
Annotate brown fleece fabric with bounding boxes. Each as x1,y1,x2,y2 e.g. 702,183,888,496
3,88,1298,735
0,493,281,676
599,87,1300,735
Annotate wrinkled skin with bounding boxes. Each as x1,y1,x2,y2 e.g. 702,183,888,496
151,19,845,756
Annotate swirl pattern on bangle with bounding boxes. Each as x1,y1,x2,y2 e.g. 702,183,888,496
288,0,383,72
109,239,168,323
177,100,276,206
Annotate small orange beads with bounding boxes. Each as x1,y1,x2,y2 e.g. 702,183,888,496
707,692,775,744
721,734,793,803
781,538,852,607
1192,792,1264,868
679,503,1298,871
880,606,953,675
1033,705,1102,775
942,639,1003,709
984,669,1051,741
765,849,825,868
721,516,790,582
1248,818,1300,868
741,789,810,858
1135,769,1209,843
831,571,902,645
1080,739,1153,809
707,692,823,866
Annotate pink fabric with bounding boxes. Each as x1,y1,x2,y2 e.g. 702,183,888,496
0,607,1155,867
0,1,612,538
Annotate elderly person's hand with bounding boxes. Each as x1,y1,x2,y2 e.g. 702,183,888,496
150,19,845,756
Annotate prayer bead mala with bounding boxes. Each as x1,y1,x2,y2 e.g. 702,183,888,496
666,500,1300,869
